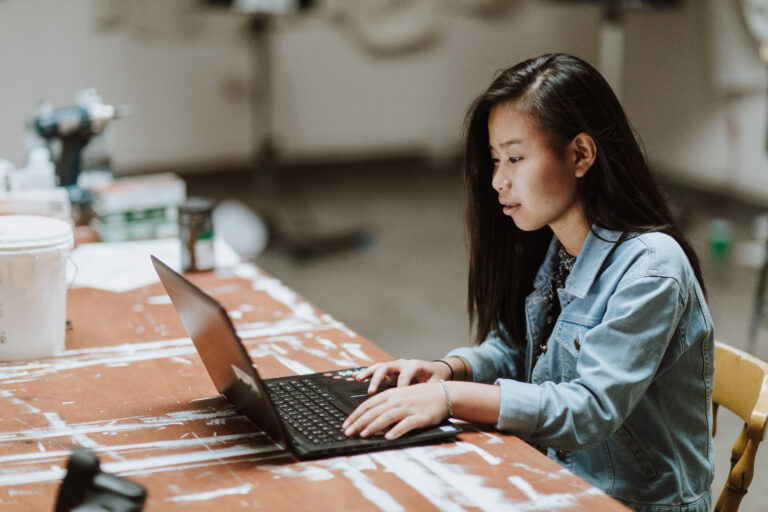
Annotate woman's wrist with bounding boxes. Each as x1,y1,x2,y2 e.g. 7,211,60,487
443,381,500,424
443,356,471,381
431,359,455,380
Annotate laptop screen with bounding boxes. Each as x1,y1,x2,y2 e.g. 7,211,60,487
151,256,290,450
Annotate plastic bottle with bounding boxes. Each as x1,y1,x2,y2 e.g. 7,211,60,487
7,147,56,190
709,219,732,265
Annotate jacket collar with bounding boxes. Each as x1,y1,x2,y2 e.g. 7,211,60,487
567,226,624,298
534,226,624,299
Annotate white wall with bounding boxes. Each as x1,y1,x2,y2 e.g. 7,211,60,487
0,0,254,172
622,0,768,200
269,1,601,161
2,0,768,201
0,0,602,174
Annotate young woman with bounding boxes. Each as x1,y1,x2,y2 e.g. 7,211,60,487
342,53,714,511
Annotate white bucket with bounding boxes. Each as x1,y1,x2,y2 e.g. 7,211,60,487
0,215,74,361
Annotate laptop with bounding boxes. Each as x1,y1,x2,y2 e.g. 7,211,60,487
151,255,460,459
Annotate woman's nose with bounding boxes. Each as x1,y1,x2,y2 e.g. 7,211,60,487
492,174,510,192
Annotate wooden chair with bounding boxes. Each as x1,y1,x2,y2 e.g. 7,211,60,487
712,341,768,511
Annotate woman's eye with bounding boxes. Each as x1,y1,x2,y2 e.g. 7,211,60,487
490,157,500,166
509,157,522,163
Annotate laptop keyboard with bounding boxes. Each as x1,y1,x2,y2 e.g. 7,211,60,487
266,380,349,444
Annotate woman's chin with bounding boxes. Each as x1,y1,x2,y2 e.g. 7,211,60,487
510,217,541,232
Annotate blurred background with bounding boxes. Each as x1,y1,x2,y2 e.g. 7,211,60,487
2,0,768,508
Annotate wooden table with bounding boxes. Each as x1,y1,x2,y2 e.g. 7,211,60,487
0,260,629,511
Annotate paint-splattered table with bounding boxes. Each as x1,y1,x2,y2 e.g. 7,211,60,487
0,261,630,511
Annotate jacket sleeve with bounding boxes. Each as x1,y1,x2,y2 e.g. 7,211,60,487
445,329,525,384
494,275,688,449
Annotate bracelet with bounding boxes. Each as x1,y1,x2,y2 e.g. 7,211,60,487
456,356,469,381
439,380,454,417
432,359,454,380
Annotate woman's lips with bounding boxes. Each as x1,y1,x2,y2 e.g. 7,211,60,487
502,204,520,215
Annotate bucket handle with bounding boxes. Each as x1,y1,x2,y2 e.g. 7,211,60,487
66,255,79,291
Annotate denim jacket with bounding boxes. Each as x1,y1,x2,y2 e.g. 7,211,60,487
447,227,714,512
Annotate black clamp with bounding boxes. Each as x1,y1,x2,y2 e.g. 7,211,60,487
55,446,147,512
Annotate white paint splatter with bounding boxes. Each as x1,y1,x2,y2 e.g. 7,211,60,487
481,432,504,444
207,284,243,295
146,295,172,305
0,468,66,487
118,451,288,479
371,450,468,512
508,476,539,501
250,276,321,325
166,483,254,502
102,446,282,475
316,337,337,349
270,465,334,482
0,445,281,487
263,454,405,512
236,319,328,339
0,433,264,468
304,348,329,358
8,489,40,497
12,398,41,414
507,476,605,510
328,456,406,512
407,446,511,511
341,343,373,362
0,408,238,444
232,263,258,280
43,412,100,450
321,314,357,338
272,354,314,375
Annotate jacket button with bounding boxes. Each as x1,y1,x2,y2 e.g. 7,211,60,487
574,338,581,351
556,449,568,462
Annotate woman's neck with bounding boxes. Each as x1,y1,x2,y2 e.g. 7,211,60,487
550,209,590,257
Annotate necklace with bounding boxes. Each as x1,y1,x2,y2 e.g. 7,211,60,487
535,244,576,366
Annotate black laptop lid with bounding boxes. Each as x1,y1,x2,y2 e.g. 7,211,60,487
150,255,291,451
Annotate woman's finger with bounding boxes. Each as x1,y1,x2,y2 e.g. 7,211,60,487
359,405,405,438
342,392,385,430
385,415,424,440
396,365,418,387
368,364,399,393
344,397,392,436
354,365,377,382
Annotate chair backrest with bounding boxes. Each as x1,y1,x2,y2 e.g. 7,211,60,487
712,341,768,512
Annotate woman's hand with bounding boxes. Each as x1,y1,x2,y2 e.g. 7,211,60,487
342,382,449,440
354,359,453,394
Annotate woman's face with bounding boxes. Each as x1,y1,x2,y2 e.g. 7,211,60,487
488,103,582,233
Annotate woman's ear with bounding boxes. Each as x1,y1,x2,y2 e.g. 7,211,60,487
569,133,597,178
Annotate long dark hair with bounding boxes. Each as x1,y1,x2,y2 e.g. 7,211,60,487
464,53,705,348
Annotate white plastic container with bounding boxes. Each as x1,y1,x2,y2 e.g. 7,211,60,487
0,215,74,361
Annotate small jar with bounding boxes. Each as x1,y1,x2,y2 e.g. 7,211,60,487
178,197,215,272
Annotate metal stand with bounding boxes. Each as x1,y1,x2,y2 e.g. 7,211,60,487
247,17,372,260
748,83,768,353
749,236,768,352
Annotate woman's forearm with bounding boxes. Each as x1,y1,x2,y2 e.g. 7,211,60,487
444,381,500,424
